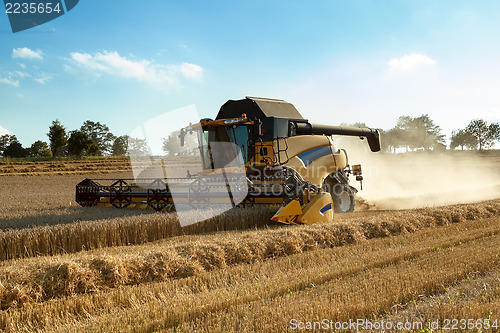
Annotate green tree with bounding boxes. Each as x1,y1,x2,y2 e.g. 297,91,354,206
413,114,446,149
450,130,476,150
86,141,100,156
465,119,499,150
111,135,128,156
491,122,500,141
380,128,404,153
3,140,28,158
393,114,445,151
0,134,18,156
29,140,52,157
47,119,67,157
393,116,413,151
67,130,94,157
80,120,114,155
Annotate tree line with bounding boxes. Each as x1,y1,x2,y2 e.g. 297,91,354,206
0,116,498,159
380,116,498,152
0,120,140,158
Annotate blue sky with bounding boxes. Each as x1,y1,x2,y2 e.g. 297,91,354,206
1,0,500,147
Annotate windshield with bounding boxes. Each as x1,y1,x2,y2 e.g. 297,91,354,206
225,125,252,162
197,125,252,170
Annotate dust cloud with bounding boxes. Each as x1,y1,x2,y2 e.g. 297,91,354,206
334,136,500,210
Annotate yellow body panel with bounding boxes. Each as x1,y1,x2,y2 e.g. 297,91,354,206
270,200,302,224
271,192,334,224
270,135,347,186
252,135,348,187
297,192,334,224
274,135,331,164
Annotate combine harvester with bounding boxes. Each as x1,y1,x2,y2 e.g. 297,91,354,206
76,97,380,224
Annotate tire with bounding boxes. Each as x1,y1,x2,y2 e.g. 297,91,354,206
331,183,355,213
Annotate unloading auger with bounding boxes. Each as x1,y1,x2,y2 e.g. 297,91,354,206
76,97,380,224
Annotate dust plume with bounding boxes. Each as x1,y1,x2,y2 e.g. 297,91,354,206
334,136,500,210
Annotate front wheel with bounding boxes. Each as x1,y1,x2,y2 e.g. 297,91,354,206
331,183,355,213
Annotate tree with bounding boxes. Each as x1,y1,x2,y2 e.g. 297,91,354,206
80,120,114,155
127,137,149,156
111,135,128,156
380,128,404,153
162,130,198,156
0,134,18,156
392,116,413,151
413,114,446,149
47,119,67,157
465,119,499,150
491,122,500,142
29,140,52,157
392,114,445,151
162,131,182,156
67,130,94,157
3,140,28,158
86,141,100,156
450,130,476,150
348,122,368,128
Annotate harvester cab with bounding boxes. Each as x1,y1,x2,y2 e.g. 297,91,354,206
76,97,381,225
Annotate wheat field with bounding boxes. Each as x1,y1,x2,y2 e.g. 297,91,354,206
0,159,499,332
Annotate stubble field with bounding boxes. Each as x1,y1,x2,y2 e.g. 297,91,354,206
0,154,499,332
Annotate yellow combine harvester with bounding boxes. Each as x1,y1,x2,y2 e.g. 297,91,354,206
76,97,380,224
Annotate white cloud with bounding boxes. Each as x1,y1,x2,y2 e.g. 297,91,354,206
13,71,30,79
387,53,436,71
0,125,12,136
0,76,19,87
62,64,73,73
67,51,203,88
69,51,174,85
0,70,52,86
34,73,53,85
180,63,203,79
12,47,43,60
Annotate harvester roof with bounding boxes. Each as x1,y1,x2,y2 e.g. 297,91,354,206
216,96,304,121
